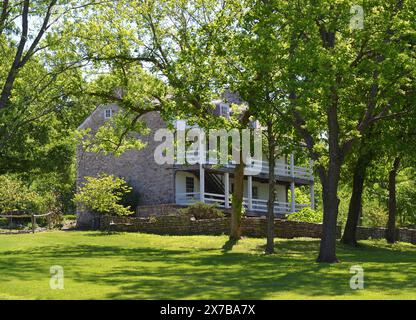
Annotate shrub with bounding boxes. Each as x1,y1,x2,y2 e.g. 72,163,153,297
0,175,45,213
287,207,323,224
361,204,388,227
178,202,224,220
74,174,134,216
0,218,8,227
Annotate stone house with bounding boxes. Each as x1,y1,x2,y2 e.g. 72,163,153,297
76,100,315,228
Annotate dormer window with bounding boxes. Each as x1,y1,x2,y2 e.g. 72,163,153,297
104,109,114,119
220,104,230,117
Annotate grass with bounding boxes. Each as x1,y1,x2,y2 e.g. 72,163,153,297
0,230,415,300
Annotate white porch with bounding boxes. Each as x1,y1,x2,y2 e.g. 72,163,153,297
176,191,310,215
175,165,315,216
177,151,314,182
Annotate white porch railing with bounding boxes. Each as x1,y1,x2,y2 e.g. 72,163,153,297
176,150,313,181
176,192,309,215
244,198,310,214
176,192,227,207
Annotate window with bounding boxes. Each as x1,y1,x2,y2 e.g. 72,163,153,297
252,186,258,199
186,177,194,193
104,109,113,119
220,104,230,117
231,183,234,194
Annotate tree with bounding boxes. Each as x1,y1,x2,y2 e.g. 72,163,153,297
60,0,256,240
0,1,99,173
1,0,58,109
342,88,415,246
252,0,416,262
341,143,374,246
385,157,401,243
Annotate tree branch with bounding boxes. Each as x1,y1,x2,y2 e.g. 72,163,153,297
20,0,57,66
0,0,29,109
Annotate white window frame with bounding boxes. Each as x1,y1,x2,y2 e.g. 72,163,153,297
104,109,113,119
219,104,230,117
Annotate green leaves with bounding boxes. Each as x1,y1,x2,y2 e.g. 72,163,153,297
0,175,48,214
288,208,323,224
74,174,134,216
80,110,149,156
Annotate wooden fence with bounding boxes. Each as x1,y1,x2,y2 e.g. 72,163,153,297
0,211,54,233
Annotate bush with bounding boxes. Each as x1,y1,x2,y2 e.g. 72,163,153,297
0,175,46,213
361,205,388,227
0,218,8,227
74,174,134,216
178,202,225,220
287,207,323,224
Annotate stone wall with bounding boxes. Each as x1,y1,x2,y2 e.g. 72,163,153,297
100,215,416,244
356,226,416,244
76,109,176,228
136,204,183,217
100,215,342,239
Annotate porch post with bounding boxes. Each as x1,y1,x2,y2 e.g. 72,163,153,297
198,128,206,203
290,154,295,213
248,175,253,211
199,163,205,202
290,182,296,213
224,172,230,209
290,154,295,177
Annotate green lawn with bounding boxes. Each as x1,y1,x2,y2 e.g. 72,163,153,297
0,231,415,299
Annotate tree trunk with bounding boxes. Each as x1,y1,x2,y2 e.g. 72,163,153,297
265,123,276,254
386,157,400,244
341,152,372,246
230,162,244,240
229,112,251,241
317,162,341,263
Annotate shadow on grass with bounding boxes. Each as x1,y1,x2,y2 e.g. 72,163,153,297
0,235,414,299
80,231,121,236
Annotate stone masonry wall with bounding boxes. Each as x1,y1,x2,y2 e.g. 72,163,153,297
100,215,342,239
100,215,416,244
76,108,175,228
136,204,183,217
356,225,416,244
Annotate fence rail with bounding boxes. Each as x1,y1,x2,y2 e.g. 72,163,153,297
0,211,54,233
176,192,309,215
